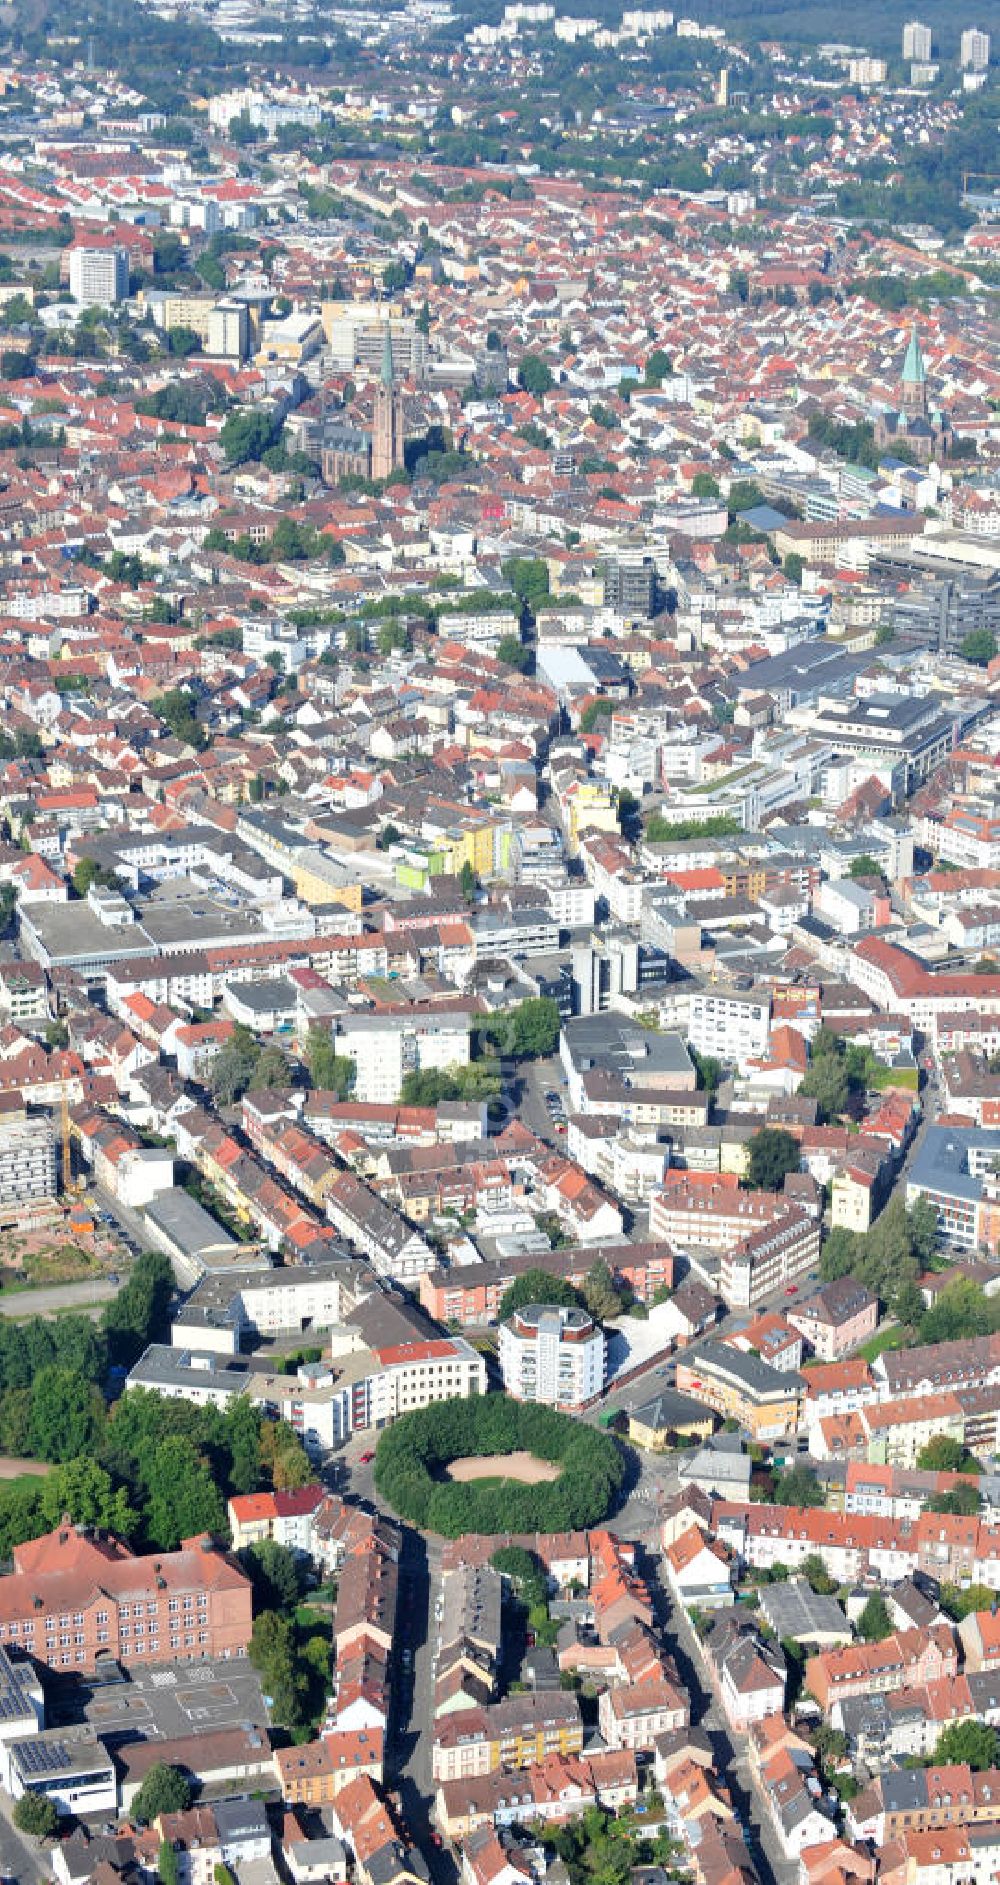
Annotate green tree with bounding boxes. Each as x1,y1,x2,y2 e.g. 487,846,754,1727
746,1127,800,1192
928,1481,981,1516
13,1793,58,1837
39,1458,138,1537
459,860,478,903
799,1037,850,1123
583,1258,625,1321
940,1583,996,1622
691,472,720,499
151,687,207,751
934,1720,999,1770
917,1435,967,1474
921,1278,997,1345
71,857,118,897
645,813,743,843
813,1724,848,1769
499,1269,583,1321
496,634,531,672
143,1435,226,1550
773,1464,824,1507
305,1028,356,1095
167,324,201,357
579,698,614,734
249,1610,305,1727
254,1045,290,1090
819,1226,859,1282
501,556,549,612
783,552,805,586
690,1048,722,1095
219,407,281,467
131,1764,192,1824
857,1592,893,1642
210,1023,262,1105
961,628,997,667
491,1544,548,1607
801,1552,837,1595
260,1419,314,1492
159,1840,180,1885
909,1196,939,1267
518,354,553,396
28,1367,104,1463
849,855,881,880
644,348,672,385
101,1250,174,1370
239,1539,302,1612
481,997,560,1061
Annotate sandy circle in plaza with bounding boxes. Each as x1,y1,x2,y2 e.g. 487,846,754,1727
445,1451,561,1485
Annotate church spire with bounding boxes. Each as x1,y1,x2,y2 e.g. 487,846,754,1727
902,324,926,388
380,321,394,389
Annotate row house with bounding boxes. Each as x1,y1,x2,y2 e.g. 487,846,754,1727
276,1728,385,1805
434,1750,638,1842
325,1171,432,1283
431,1694,584,1784
418,1241,675,1324
804,1624,958,1715
848,1763,1000,1845
880,1823,1000,1885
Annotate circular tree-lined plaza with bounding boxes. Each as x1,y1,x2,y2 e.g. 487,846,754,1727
373,1393,625,1537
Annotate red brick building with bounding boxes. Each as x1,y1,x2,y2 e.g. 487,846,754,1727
0,1521,252,1672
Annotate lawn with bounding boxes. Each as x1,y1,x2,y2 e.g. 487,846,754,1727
856,1325,910,1363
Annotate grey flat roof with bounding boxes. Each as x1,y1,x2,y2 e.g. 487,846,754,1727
908,1125,1000,1204
757,1579,849,1642
564,1012,694,1080
143,1187,241,1259
225,976,297,1010
128,1343,250,1396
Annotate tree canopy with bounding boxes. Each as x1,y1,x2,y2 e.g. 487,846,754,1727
746,1126,800,1192
374,1394,624,1537
934,1720,1000,1770
499,1268,584,1321
132,1763,192,1823
480,997,560,1061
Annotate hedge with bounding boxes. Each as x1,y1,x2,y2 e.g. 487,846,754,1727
373,1394,625,1538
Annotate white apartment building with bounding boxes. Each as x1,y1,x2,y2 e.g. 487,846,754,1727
499,1303,606,1410
334,1011,473,1104
720,1210,821,1311
960,25,990,66
364,1336,487,1426
68,245,128,307
902,19,932,58
687,987,771,1063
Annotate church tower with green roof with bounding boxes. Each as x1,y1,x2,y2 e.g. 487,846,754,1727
901,325,928,418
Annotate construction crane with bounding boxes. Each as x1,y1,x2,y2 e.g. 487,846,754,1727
60,1075,73,1194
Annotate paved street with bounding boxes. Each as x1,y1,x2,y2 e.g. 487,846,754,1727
0,1788,49,1882
392,1530,457,1885
0,1276,117,1319
642,1543,796,1885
